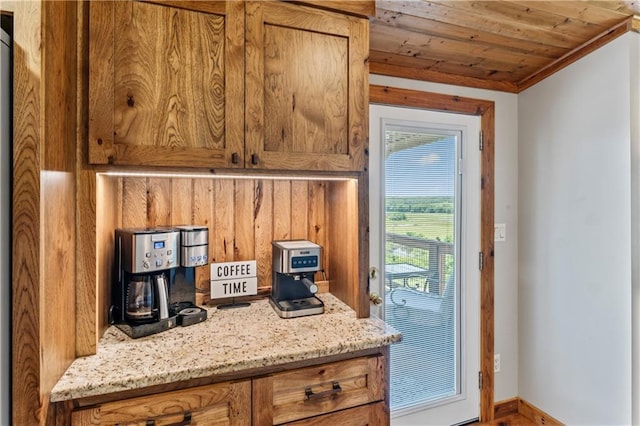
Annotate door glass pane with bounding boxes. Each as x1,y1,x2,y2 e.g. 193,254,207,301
384,123,461,411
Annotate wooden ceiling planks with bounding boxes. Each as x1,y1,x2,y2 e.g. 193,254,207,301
369,1,638,92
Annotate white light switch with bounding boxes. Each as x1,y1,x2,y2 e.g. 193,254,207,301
494,223,506,242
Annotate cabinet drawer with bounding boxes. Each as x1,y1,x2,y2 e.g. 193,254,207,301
284,401,388,426
253,355,386,425
71,380,251,425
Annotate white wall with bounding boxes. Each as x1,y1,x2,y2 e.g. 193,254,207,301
631,32,640,426
369,74,520,403
518,33,637,425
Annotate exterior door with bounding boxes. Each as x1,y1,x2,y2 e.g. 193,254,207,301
369,104,480,425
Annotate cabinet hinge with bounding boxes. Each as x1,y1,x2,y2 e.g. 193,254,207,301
479,131,484,151
479,252,484,271
478,371,483,389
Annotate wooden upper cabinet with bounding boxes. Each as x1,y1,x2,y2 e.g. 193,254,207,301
88,0,369,171
245,1,369,172
88,1,245,168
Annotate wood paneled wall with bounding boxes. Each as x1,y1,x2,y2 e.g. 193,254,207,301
10,1,78,424
118,177,332,297
93,176,359,337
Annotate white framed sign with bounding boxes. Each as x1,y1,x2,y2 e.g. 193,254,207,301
210,260,258,299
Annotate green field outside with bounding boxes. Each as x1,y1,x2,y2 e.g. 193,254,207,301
385,212,454,241
384,208,455,291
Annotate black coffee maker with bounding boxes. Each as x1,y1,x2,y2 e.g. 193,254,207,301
110,228,180,338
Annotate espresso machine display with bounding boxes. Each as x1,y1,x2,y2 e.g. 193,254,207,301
111,228,180,338
270,240,324,318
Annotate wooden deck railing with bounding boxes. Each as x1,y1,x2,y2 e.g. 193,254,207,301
385,233,454,295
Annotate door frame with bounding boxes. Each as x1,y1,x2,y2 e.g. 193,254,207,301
370,85,495,422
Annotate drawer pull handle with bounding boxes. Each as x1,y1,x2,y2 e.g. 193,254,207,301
146,412,192,426
169,412,192,426
179,412,192,426
305,381,342,401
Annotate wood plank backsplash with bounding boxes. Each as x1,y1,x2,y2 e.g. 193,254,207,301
109,176,331,304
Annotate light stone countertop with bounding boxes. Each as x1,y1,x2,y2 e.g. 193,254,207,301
50,293,401,402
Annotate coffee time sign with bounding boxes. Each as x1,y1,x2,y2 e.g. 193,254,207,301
210,260,258,299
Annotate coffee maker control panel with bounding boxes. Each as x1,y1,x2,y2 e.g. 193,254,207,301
272,240,322,274
116,228,180,273
291,255,318,269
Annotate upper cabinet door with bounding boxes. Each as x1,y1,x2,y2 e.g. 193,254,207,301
245,1,369,172
88,1,244,168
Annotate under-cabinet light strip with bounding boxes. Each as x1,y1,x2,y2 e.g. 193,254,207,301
99,171,355,182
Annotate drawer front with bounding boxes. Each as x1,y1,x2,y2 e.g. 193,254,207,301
284,401,389,426
102,404,230,426
253,355,387,425
71,380,251,425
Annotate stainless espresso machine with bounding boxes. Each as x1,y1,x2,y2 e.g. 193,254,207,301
270,240,324,318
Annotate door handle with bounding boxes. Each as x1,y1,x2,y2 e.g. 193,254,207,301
369,292,383,305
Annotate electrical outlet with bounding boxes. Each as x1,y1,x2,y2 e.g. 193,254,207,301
494,354,501,373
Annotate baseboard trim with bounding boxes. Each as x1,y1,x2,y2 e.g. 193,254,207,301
494,397,519,418
494,397,564,425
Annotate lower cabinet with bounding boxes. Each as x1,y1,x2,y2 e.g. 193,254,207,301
71,354,388,425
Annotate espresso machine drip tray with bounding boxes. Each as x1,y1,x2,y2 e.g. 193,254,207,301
269,296,324,319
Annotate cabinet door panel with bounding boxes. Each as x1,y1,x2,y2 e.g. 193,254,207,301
246,1,368,171
263,24,349,157
89,1,244,168
114,2,224,150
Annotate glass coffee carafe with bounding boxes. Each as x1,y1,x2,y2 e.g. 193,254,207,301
125,274,169,323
